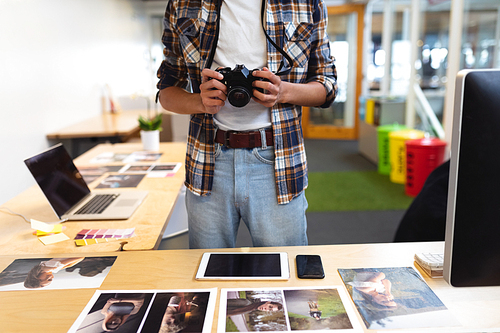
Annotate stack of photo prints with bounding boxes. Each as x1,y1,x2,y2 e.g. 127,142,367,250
77,150,181,186
67,286,360,333
0,258,460,332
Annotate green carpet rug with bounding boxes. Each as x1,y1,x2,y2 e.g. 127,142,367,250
306,170,414,212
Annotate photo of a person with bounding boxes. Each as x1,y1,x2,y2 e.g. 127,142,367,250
339,267,460,329
0,256,117,291
159,294,202,333
347,271,397,309
283,289,353,331
101,293,146,331
224,290,286,332
71,292,154,332
307,301,321,320
24,257,84,288
69,290,216,333
226,298,282,316
137,291,211,333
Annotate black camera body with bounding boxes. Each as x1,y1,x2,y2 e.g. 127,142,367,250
214,64,267,108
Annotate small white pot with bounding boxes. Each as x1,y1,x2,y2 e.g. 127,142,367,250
140,130,160,151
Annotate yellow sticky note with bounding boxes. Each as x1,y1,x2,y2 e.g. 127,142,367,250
35,224,64,236
38,233,70,245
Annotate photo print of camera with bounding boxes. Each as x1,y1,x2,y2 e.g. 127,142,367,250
212,64,268,108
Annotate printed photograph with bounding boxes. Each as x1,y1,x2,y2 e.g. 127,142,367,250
68,289,216,333
0,256,117,291
224,289,287,332
150,163,181,172
82,174,101,184
123,152,163,163
90,152,132,164
338,267,459,329
78,165,125,184
146,162,182,178
219,288,360,333
78,165,124,175
118,163,181,178
141,291,212,333
283,289,353,330
120,164,154,173
73,292,154,332
96,174,145,188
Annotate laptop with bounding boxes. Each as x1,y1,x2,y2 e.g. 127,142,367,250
24,144,148,220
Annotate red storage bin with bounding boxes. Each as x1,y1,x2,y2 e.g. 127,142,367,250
405,137,447,197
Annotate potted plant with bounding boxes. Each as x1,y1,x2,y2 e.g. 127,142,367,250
138,113,163,151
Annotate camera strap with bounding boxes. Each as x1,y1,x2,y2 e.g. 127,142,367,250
260,0,294,75
205,0,222,70
205,0,293,76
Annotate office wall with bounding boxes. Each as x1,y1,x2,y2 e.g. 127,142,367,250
0,0,154,206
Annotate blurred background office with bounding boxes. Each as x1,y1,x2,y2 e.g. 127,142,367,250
1,1,499,244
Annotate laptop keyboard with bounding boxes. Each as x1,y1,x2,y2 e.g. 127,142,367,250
75,194,119,215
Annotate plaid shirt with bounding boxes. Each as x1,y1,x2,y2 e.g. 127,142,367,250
157,0,337,204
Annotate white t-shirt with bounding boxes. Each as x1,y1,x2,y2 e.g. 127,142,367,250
212,0,271,131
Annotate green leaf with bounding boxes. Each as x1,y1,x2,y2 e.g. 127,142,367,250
138,113,163,131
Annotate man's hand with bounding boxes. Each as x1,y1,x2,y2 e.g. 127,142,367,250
251,67,283,108
200,68,227,114
251,67,328,108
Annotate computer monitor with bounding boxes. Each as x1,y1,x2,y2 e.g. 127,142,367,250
444,68,500,287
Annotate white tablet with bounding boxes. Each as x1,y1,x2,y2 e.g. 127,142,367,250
195,252,290,280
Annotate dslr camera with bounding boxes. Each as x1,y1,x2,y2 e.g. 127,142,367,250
213,64,267,108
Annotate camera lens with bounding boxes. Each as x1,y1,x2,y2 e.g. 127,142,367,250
228,87,251,108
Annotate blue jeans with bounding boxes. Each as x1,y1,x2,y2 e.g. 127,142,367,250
186,143,308,249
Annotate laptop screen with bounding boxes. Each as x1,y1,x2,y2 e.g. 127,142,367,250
24,144,90,218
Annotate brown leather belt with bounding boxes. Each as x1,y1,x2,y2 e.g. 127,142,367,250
215,129,273,149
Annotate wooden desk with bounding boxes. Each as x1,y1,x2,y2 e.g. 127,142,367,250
46,110,148,157
0,142,186,254
0,242,499,332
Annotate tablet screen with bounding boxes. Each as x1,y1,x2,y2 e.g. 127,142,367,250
196,252,289,280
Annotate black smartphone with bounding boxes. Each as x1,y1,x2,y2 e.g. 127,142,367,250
296,254,325,279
